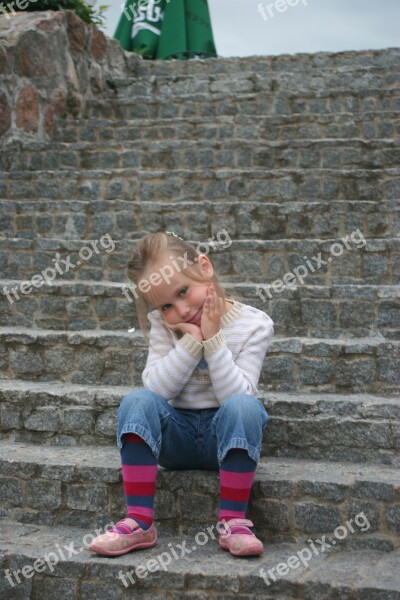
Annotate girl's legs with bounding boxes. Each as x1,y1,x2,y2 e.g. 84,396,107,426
90,389,213,555
119,433,158,531
211,393,269,555
218,449,257,524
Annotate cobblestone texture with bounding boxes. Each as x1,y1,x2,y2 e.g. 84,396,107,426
0,519,399,599
0,13,399,599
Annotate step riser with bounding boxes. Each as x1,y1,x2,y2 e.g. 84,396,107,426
0,461,398,546
10,141,400,172
2,169,398,203
86,89,400,121
0,334,398,391
1,400,399,466
116,49,400,77
1,200,398,242
0,239,398,285
1,285,398,339
109,68,400,98
52,113,400,145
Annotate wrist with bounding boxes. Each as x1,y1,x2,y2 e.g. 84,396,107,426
203,328,220,341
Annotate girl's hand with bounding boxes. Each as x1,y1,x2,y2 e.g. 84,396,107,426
201,285,225,341
165,321,204,343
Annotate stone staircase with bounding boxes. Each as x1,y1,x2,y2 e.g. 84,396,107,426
0,44,400,599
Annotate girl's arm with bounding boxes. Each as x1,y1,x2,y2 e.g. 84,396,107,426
142,314,203,400
203,313,274,404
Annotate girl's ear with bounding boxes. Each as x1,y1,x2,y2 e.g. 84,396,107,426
197,254,214,278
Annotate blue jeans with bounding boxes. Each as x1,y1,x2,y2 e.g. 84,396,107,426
117,389,269,470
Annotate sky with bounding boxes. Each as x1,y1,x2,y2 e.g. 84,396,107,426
96,0,400,58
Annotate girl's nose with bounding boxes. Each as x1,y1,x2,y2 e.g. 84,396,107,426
177,302,190,318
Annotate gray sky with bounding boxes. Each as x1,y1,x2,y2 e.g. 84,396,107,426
98,0,400,57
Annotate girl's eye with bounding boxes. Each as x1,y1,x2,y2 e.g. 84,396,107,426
161,288,188,311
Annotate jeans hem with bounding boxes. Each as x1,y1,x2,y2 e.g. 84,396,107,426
117,422,159,459
218,436,261,465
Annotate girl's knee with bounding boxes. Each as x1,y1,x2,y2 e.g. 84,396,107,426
223,393,263,413
118,388,158,417
221,393,269,426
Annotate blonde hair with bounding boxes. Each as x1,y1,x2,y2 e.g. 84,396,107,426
127,232,241,339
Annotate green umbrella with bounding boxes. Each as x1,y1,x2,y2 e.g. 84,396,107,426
114,0,217,60
114,0,166,57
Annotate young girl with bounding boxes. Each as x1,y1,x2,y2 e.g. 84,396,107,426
89,231,274,558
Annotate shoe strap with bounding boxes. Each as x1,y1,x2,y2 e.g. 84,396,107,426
111,517,140,533
220,518,254,537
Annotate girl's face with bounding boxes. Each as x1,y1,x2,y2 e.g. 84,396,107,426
142,254,214,327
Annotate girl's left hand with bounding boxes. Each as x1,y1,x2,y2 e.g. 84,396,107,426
201,285,225,340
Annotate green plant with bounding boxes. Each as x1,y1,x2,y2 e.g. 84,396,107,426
22,0,109,27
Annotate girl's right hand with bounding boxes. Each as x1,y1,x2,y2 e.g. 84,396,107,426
165,321,203,343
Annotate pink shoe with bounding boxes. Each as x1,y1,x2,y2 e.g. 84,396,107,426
89,518,157,556
219,518,263,557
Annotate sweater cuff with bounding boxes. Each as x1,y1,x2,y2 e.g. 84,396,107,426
179,333,204,359
203,330,225,356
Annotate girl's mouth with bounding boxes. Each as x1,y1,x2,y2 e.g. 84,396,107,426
187,309,201,324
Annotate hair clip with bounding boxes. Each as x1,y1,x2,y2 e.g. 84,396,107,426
165,231,184,241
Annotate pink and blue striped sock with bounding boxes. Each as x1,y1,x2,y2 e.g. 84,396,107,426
117,433,158,533
218,449,257,536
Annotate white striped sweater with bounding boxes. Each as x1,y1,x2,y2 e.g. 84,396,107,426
142,300,274,409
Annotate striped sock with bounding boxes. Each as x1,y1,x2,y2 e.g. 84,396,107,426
119,433,158,531
218,449,257,535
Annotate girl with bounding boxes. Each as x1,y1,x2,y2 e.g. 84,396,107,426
89,231,274,557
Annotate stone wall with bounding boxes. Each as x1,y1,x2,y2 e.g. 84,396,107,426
0,9,135,143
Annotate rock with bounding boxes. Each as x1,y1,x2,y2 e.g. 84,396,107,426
15,84,39,133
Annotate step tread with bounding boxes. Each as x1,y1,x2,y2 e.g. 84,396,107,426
2,198,399,206
0,377,398,403
0,517,399,595
1,234,397,245
1,325,398,346
55,111,400,127
17,138,400,150
3,166,400,177
1,440,399,483
1,279,398,293
86,85,400,103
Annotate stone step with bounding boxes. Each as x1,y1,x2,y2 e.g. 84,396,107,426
0,381,399,465
0,327,398,392
0,235,397,285
1,198,398,242
1,279,398,340
52,112,400,145
1,166,398,203
1,518,399,600
9,138,400,172
0,441,399,545
85,87,400,121
128,47,399,78
110,59,399,97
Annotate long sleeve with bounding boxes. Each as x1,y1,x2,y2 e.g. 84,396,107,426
202,312,274,404
142,313,203,400
140,301,274,410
